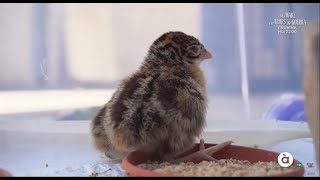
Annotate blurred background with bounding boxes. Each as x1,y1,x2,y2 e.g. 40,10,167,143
0,3,319,176
0,3,319,120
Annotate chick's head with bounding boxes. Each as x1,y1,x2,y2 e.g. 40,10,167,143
146,31,212,65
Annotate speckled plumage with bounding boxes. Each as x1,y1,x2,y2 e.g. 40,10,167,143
91,31,212,161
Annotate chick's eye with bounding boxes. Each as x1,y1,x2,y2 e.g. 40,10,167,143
190,46,198,53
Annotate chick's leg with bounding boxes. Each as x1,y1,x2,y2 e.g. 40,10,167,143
176,139,233,163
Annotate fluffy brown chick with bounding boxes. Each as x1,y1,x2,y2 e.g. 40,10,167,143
91,31,232,163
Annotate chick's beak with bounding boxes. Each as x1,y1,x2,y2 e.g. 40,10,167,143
199,50,213,60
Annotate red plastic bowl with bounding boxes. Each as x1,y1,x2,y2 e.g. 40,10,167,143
121,143,305,177
0,168,11,177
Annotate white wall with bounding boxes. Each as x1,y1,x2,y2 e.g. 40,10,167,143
0,3,201,88
0,3,35,88
63,3,201,82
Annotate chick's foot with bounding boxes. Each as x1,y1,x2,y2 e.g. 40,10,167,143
176,139,233,163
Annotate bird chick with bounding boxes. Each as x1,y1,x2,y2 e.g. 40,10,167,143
91,31,232,163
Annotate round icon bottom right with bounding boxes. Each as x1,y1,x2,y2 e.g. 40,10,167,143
277,152,294,167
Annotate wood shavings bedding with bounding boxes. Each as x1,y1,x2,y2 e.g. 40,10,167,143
138,159,296,176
